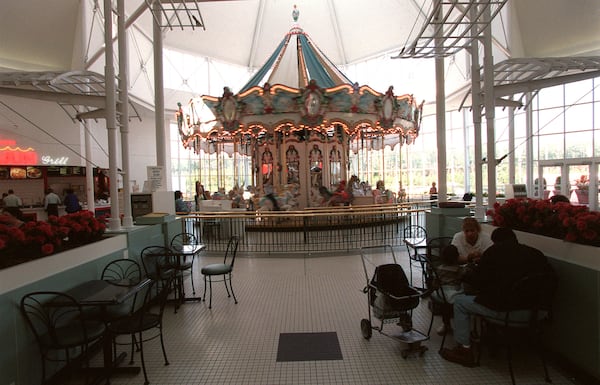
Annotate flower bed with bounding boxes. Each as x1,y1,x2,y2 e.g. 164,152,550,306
487,198,600,246
0,211,107,269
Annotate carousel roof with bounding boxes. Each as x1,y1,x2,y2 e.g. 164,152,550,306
239,23,353,92
179,10,423,153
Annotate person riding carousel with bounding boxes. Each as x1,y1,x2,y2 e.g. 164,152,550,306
327,180,353,206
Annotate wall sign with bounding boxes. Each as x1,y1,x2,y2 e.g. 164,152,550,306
41,155,69,165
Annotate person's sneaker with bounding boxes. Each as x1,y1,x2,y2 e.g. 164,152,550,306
439,345,477,367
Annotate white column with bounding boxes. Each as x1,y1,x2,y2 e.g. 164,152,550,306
526,93,534,196
84,120,95,212
153,0,166,168
508,102,515,184
105,0,121,230
118,0,133,227
483,4,497,207
470,4,485,219
434,0,447,203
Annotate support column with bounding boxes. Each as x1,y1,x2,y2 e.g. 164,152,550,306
526,93,534,197
153,0,166,168
483,4,497,207
470,4,485,219
84,120,95,213
434,0,447,204
104,0,121,230
508,101,515,184
118,0,134,227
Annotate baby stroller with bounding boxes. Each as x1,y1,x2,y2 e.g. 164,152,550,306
360,245,429,358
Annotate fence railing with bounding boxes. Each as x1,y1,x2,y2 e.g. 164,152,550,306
178,201,430,256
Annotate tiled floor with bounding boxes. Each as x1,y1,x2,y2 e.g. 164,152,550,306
92,248,577,385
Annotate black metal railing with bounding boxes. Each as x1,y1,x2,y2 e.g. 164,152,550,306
178,202,429,256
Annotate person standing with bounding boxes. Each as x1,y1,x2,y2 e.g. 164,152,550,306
64,188,82,214
3,189,23,219
43,188,61,217
3,189,22,208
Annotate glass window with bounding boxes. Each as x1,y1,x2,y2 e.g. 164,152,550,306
537,107,565,135
565,103,593,133
565,79,594,105
538,134,564,160
565,131,593,158
537,85,564,110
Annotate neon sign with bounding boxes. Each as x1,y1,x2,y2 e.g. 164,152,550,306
41,155,69,165
0,145,38,165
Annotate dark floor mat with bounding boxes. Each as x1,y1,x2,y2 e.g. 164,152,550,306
276,331,343,362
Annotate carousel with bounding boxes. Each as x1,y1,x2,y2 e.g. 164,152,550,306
177,9,423,210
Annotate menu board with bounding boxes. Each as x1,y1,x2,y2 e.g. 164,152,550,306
46,166,85,177
26,167,42,179
9,167,27,179
0,168,8,180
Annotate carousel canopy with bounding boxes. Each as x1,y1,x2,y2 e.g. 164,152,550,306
179,8,423,154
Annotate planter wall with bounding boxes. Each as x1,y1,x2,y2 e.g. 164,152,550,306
481,224,600,382
0,219,181,385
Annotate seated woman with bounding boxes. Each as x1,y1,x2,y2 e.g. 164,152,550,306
451,217,493,264
174,191,190,213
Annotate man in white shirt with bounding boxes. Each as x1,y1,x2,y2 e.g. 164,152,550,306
44,188,61,217
3,189,22,208
451,217,493,264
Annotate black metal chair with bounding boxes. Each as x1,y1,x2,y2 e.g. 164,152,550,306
476,268,558,385
170,232,200,295
107,277,171,385
140,246,179,311
200,235,239,309
20,291,106,385
402,225,428,289
423,236,454,351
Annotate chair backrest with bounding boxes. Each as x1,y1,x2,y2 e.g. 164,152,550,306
223,235,240,267
129,277,172,329
101,259,142,284
170,232,199,251
20,291,88,348
403,225,427,243
140,246,175,278
426,237,454,267
507,266,558,312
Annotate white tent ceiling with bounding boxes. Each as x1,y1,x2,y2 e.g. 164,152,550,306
1,0,599,73
0,0,599,130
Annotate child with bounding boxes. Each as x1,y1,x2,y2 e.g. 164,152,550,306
432,244,466,335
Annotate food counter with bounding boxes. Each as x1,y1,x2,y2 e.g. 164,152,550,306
19,204,112,221
21,206,67,221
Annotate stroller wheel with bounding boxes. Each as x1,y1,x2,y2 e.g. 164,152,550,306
360,318,372,339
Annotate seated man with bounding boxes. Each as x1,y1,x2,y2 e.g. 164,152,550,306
440,227,551,367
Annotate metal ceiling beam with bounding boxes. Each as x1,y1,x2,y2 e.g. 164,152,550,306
392,0,508,59
494,70,600,97
0,87,105,107
145,0,206,30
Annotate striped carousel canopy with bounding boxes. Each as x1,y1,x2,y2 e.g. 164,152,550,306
239,25,353,93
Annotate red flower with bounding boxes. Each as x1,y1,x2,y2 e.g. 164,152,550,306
0,210,107,260
488,198,600,246
41,243,54,255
